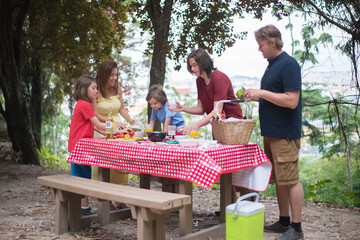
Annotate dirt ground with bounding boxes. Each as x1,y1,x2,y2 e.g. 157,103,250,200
1,141,360,240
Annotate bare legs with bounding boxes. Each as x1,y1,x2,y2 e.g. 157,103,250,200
276,182,304,222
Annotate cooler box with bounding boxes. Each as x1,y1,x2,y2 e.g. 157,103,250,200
226,192,265,240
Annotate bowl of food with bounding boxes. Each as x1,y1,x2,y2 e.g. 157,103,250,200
147,131,167,142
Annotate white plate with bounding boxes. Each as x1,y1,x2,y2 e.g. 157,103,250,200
178,139,200,147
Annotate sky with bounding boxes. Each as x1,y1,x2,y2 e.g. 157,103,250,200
169,12,352,81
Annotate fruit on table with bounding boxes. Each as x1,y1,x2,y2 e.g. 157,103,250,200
116,133,125,138
236,88,244,99
129,130,135,137
124,133,131,140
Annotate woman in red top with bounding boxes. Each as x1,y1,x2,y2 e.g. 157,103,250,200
172,48,243,134
68,75,129,215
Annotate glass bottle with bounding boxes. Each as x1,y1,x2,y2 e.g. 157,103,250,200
105,108,114,140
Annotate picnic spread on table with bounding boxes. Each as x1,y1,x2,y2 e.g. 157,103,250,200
67,138,272,191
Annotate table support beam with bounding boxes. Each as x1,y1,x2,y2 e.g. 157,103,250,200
140,173,151,189
220,173,232,223
97,167,111,225
179,180,193,236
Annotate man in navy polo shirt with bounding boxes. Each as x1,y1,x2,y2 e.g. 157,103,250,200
244,25,304,240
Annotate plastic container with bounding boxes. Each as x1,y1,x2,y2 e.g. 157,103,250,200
226,192,265,240
133,131,143,138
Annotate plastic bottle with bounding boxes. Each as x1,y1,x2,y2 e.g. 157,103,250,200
105,109,114,140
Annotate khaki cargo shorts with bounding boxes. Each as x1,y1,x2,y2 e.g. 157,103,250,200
264,137,301,186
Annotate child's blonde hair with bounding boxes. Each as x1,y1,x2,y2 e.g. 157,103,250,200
146,84,167,105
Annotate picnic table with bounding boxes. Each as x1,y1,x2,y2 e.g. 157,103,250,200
68,138,272,237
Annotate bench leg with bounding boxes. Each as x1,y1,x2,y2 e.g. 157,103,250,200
68,195,82,232
55,190,68,235
54,189,82,234
131,206,167,240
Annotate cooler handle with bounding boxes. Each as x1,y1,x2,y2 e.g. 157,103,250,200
232,192,259,218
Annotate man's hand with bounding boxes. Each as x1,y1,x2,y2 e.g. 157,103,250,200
244,89,261,101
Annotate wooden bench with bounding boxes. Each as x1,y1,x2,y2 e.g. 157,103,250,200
37,174,191,240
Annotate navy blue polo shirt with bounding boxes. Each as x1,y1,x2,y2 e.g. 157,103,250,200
259,51,302,140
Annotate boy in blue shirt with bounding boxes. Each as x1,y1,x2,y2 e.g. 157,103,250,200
146,84,185,133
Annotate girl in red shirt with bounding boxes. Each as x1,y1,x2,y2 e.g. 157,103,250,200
68,75,129,215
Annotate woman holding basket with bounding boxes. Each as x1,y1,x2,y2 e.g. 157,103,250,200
169,48,243,134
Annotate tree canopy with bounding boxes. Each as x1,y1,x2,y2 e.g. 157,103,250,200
290,0,360,91
0,0,130,164
128,0,291,122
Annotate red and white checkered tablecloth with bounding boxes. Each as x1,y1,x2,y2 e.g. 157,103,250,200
68,138,271,189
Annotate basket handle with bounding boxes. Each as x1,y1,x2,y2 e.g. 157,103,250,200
214,99,250,119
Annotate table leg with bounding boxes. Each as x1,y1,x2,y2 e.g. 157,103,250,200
179,180,192,236
97,167,110,225
140,173,151,189
98,167,110,182
220,173,232,223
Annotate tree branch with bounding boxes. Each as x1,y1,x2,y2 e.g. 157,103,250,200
343,2,356,24
304,100,360,107
348,0,360,13
304,0,353,35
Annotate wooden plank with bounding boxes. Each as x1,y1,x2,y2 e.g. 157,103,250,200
178,223,225,240
80,208,131,229
45,175,190,205
37,175,191,211
85,181,185,210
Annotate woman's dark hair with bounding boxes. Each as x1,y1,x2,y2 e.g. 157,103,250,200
187,48,214,79
146,84,167,105
74,75,96,102
96,60,118,98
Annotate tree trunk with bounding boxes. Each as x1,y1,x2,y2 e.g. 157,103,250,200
52,116,57,155
2,67,40,165
0,0,40,165
146,0,173,124
8,99,40,165
30,58,42,149
345,136,353,192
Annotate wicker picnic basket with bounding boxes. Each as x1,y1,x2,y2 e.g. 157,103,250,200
211,100,256,145
211,119,256,145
